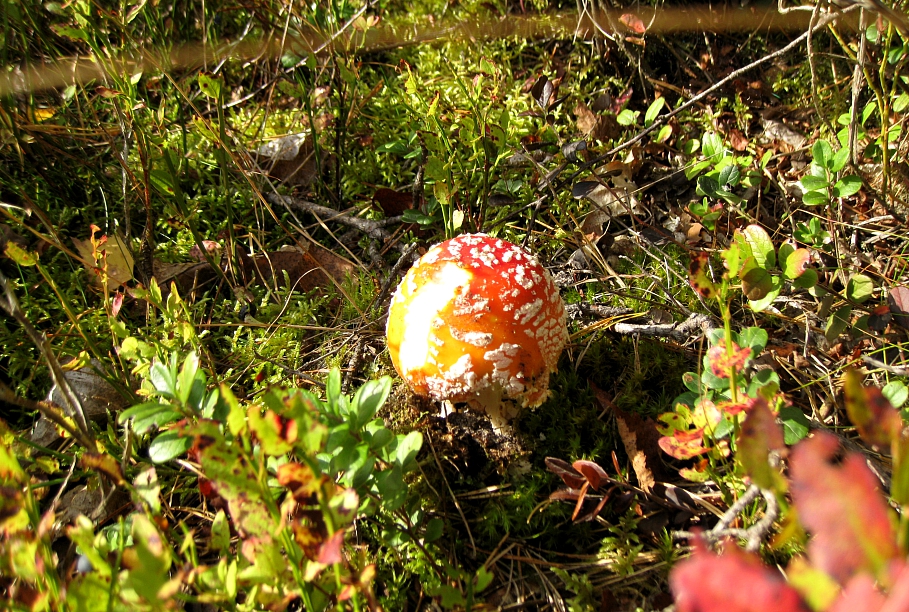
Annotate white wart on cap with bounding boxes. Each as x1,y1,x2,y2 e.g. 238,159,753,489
386,233,568,428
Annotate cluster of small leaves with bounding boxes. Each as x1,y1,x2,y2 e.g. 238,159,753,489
685,133,766,230
798,139,863,207
1,360,433,610
671,372,909,612
655,326,807,482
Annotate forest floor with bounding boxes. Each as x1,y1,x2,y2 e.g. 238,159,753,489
1,0,909,609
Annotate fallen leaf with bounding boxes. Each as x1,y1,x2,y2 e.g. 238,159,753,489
545,457,588,489
373,188,413,217
241,244,356,294
81,452,125,485
254,133,327,187
591,382,667,491
572,179,643,217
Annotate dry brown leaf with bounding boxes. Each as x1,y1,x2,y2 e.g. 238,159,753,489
591,382,667,492
242,244,356,293
254,133,327,187
573,178,644,218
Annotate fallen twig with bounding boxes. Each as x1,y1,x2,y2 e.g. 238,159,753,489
267,192,407,251
673,484,779,552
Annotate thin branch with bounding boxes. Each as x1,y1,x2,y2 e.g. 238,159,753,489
673,485,779,552
267,193,407,251
559,9,850,190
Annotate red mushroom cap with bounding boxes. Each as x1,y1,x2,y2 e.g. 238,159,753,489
386,233,568,426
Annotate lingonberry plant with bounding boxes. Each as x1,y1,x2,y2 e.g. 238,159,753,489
671,371,909,612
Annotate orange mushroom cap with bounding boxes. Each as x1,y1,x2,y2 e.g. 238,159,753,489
386,234,568,427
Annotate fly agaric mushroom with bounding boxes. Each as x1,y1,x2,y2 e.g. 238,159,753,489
386,233,568,428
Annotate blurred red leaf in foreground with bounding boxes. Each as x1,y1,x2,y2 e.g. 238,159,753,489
790,432,898,583
670,535,808,612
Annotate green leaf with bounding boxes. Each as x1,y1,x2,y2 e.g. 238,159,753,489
812,139,834,169
4,242,38,266
656,124,672,143
394,431,423,470
374,465,406,511
825,305,853,343
717,164,740,187
177,353,200,406
779,405,810,444
748,280,782,313
134,466,161,515
832,175,863,198
616,109,638,125
738,327,768,354
793,268,818,289
197,73,222,100
149,358,177,399
644,97,665,125
696,175,719,197
120,402,181,434
210,509,231,552
846,274,874,303
802,190,829,206
424,156,447,182
424,517,444,542
736,224,776,270
148,429,192,463
702,132,724,161
367,425,394,452
683,138,700,155
830,147,850,173
883,381,909,410
799,175,829,191
778,244,811,279
353,376,392,429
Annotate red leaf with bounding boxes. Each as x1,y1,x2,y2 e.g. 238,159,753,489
736,397,785,490
828,575,886,612
843,369,902,449
611,87,633,114
317,529,346,565
790,432,899,583
572,459,610,490
708,340,752,378
545,457,587,489
658,429,710,460
689,252,717,299
888,286,909,328
670,535,808,612
619,13,647,34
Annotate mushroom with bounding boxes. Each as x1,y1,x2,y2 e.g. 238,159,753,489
386,233,569,429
